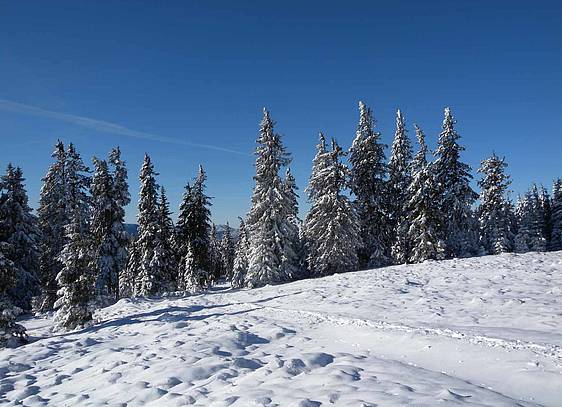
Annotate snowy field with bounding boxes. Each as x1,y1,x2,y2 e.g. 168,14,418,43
1,252,561,406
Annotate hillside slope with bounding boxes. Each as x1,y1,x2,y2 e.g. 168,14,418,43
1,252,561,406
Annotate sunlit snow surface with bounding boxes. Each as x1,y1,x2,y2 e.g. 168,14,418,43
1,252,561,406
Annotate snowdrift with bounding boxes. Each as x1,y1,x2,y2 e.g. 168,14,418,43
1,252,561,406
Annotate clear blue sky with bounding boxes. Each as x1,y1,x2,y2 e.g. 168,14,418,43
1,0,561,225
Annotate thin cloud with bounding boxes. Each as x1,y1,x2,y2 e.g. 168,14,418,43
0,99,250,156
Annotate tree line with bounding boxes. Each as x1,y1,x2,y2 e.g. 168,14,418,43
1,102,560,344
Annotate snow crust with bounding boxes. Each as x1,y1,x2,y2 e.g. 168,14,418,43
1,252,561,406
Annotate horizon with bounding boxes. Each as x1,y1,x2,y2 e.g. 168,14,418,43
1,1,561,224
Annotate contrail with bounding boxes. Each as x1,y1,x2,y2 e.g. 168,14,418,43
0,99,250,156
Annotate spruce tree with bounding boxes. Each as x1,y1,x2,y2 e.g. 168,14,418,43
176,182,193,265
280,167,301,278
0,165,41,311
120,238,138,298
177,243,205,291
514,194,531,253
176,166,213,290
348,101,389,268
108,147,131,297
231,218,249,288
152,187,177,291
550,179,562,251
134,154,163,296
36,141,68,311
220,223,236,280
514,185,547,252
245,109,294,287
90,158,118,303
54,208,95,330
0,246,27,347
538,185,552,247
388,110,413,264
433,108,479,257
405,125,445,263
54,143,93,331
476,154,514,254
303,136,360,277
209,223,223,283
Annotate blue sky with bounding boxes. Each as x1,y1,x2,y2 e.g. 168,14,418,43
1,1,561,224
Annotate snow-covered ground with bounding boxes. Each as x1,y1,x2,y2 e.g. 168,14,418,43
1,252,561,406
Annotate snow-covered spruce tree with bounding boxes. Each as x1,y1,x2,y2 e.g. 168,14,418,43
405,125,445,263
388,110,413,264
36,140,68,312
514,185,547,252
348,101,390,268
54,209,95,331
119,238,138,298
281,167,302,279
514,194,530,253
538,185,552,247
303,136,361,277
209,223,223,283
220,222,236,280
176,166,213,290
108,147,131,298
175,182,192,270
134,154,165,296
550,179,562,251
0,246,27,347
177,243,206,291
152,187,177,291
90,158,119,303
54,143,94,331
231,217,249,288
245,109,296,287
476,153,515,254
433,108,479,258
0,165,41,311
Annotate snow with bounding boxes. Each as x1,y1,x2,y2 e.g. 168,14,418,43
1,252,561,406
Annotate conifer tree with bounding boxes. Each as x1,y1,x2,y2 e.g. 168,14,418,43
176,166,213,289
220,223,236,280
119,238,138,298
550,179,562,251
477,154,514,254
433,108,479,257
54,143,93,330
108,147,131,297
209,223,223,283
90,158,117,303
151,187,177,291
303,136,360,277
134,154,164,296
280,167,301,278
538,185,552,247
54,208,95,330
36,141,68,311
231,218,249,288
176,182,193,264
405,125,445,263
388,110,413,264
348,101,389,268
0,165,41,311
245,109,294,287
177,243,205,291
514,185,547,252
0,246,27,347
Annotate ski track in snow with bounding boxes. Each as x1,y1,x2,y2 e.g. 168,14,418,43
241,304,562,360
1,252,561,406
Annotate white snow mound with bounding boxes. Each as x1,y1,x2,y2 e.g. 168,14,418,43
1,252,561,406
